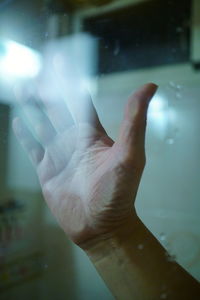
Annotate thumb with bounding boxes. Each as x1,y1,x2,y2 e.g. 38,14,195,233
116,83,158,166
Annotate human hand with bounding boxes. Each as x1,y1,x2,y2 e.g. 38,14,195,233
13,83,157,247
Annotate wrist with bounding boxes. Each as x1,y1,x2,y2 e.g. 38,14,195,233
82,211,144,259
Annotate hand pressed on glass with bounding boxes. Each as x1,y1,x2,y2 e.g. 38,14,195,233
13,83,155,245
13,83,200,300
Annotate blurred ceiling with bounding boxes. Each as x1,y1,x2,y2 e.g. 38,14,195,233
0,0,115,48
47,0,114,13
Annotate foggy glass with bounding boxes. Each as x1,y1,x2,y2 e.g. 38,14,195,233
0,0,199,299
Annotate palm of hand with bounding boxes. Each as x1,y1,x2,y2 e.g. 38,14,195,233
13,83,157,246
38,123,138,245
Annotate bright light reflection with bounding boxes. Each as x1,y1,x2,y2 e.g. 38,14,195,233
149,94,168,116
0,40,41,79
148,94,169,138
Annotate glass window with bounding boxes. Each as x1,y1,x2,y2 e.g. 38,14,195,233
0,1,200,299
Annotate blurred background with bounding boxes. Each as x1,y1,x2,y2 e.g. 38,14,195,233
0,0,200,299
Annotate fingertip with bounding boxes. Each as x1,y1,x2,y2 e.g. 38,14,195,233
145,82,158,95
146,82,158,89
126,83,158,117
135,82,158,101
147,82,158,92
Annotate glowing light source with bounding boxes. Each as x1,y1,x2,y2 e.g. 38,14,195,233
148,94,169,138
0,40,41,79
148,95,168,116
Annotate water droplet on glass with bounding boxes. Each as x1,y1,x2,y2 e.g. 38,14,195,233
160,233,166,241
160,293,168,299
175,92,181,99
137,244,144,250
166,138,174,145
169,81,182,95
169,81,176,88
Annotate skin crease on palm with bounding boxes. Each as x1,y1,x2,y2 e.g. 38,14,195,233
13,82,158,247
